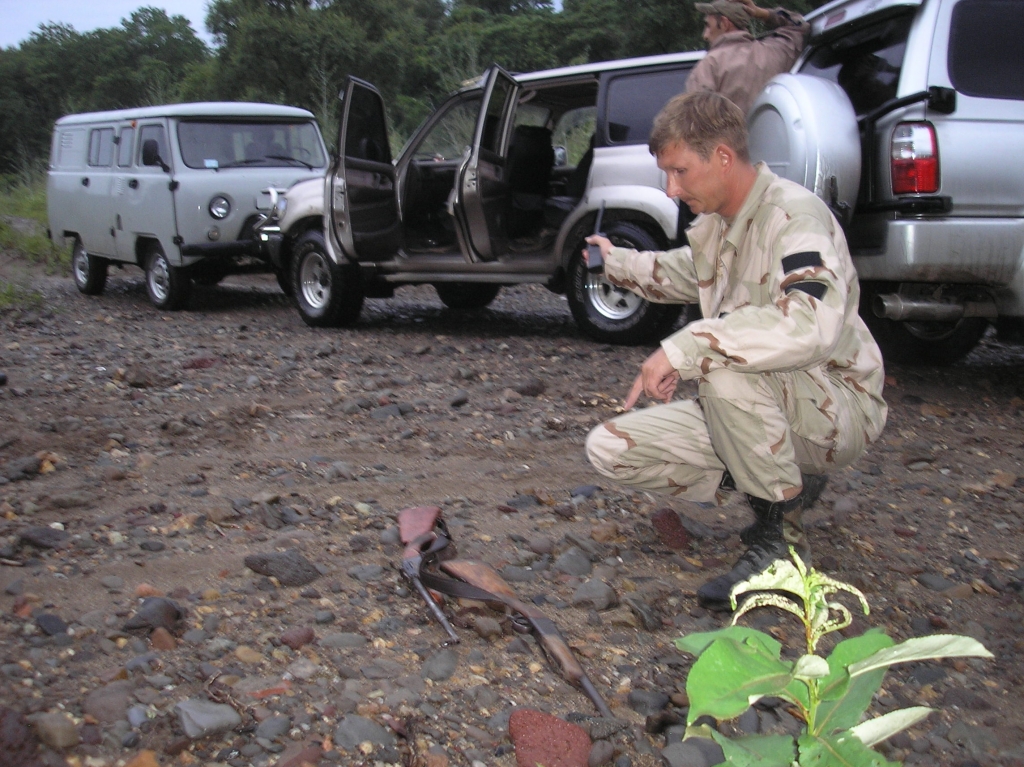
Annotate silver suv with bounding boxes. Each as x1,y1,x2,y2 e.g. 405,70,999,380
748,0,1024,364
262,54,703,344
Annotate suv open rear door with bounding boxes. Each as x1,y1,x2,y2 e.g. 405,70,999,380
326,77,402,264
451,65,519,262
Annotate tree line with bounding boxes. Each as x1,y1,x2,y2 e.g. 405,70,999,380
0,0,815,181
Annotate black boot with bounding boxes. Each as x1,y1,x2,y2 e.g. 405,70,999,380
738,473,826,562
697,492,807,611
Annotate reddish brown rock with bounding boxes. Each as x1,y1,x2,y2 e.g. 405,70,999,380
508,708,591,767
280,626,316,650
150,627,177,651
651,508,692,550
275,741,323,767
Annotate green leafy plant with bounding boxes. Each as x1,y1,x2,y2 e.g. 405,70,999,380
675,550,993,766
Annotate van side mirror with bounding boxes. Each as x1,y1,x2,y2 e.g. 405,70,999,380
142,139,170,172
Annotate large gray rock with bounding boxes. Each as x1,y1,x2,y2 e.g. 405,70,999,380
244,550,321,586
333,714,396,750
175,698,242,739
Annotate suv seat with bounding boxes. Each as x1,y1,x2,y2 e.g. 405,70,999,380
544,135,594,229
506,124,555,237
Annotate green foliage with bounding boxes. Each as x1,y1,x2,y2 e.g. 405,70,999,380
0,0,824,173
0,180,68,273
674,551,993,766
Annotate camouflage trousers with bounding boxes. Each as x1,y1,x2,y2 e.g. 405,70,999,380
586,367,870,504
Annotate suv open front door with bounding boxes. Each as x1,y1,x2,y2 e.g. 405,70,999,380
450,65,519,263
327,77,402,264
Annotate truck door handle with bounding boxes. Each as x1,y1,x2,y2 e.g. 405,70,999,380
81,177,89,187
128,179,139,189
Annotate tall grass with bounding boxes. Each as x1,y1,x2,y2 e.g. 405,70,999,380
0,174,68,266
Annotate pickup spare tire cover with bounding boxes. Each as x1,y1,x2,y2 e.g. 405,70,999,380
748,74,861,223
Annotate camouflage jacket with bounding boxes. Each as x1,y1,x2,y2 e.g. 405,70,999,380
604,163,887,441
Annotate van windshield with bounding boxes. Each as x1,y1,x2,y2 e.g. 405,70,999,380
177,120,327,170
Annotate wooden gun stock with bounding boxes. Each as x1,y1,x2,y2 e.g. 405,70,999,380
398,505,443,559
440,559,613,718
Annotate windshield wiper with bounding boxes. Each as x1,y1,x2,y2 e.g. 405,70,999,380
265,154,315,170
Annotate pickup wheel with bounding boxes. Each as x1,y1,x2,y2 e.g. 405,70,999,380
860,286,989,365
291,230,364,327
72,238,108,295
433,283,501,310
145,244,191,310
567,222,682,345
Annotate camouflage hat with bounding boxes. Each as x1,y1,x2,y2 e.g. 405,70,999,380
694,0,752,28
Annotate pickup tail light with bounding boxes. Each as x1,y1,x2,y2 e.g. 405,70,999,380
891,122,939,194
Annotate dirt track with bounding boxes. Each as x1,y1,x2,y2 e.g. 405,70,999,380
1,265,1023,767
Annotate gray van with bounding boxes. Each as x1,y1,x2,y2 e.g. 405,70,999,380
47,102,328,310
748,0,1024,364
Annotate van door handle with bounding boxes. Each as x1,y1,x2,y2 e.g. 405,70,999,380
81,177,89,187
128,179,139,189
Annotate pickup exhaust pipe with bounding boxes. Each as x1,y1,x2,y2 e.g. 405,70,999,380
873,294,998,322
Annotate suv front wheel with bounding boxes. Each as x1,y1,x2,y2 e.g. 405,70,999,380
567,222,682,345
292,230,364,327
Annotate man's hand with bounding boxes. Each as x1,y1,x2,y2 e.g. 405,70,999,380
623,347,680,409
583,235,613,268
736,0,771,21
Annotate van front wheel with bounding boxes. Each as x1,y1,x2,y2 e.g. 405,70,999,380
72,238,108,295
291,231,364,327
145,245,191,310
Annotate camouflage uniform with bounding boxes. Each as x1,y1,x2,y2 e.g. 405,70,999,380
586,163,887,506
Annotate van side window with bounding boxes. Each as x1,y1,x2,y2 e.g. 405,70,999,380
949,0,1024,100
118,128,135,167
137,124,168,165
88,128,115,167
800,14,912,116
604,68,691,145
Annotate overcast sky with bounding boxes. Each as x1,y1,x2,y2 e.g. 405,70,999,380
1,0,214,49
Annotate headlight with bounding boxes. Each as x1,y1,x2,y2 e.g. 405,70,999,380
208,196,231,219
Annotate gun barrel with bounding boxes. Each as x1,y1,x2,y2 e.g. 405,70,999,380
407,571,461,645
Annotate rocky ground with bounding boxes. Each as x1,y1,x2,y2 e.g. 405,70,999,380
1,253,1024,767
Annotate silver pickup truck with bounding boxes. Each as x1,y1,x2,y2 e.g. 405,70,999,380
748,0,1024,364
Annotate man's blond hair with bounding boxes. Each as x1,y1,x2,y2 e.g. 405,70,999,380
648,91,750,162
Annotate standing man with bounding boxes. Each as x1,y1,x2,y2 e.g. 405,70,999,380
686,0,810,115
584,92,886,611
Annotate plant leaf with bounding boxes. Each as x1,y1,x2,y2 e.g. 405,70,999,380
814,631,896,736
849,707,935,747
687,637,795,724
820,630,894,701
794,654,830,680
848,635,993,677
797,732,901,766
676,625,782,659
710,731,797,767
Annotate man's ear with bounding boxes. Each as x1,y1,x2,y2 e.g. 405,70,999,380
715,144,735,170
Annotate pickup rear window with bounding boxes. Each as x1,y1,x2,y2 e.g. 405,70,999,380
799,14,913,116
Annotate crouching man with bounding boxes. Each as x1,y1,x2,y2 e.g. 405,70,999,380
584,91,887,610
